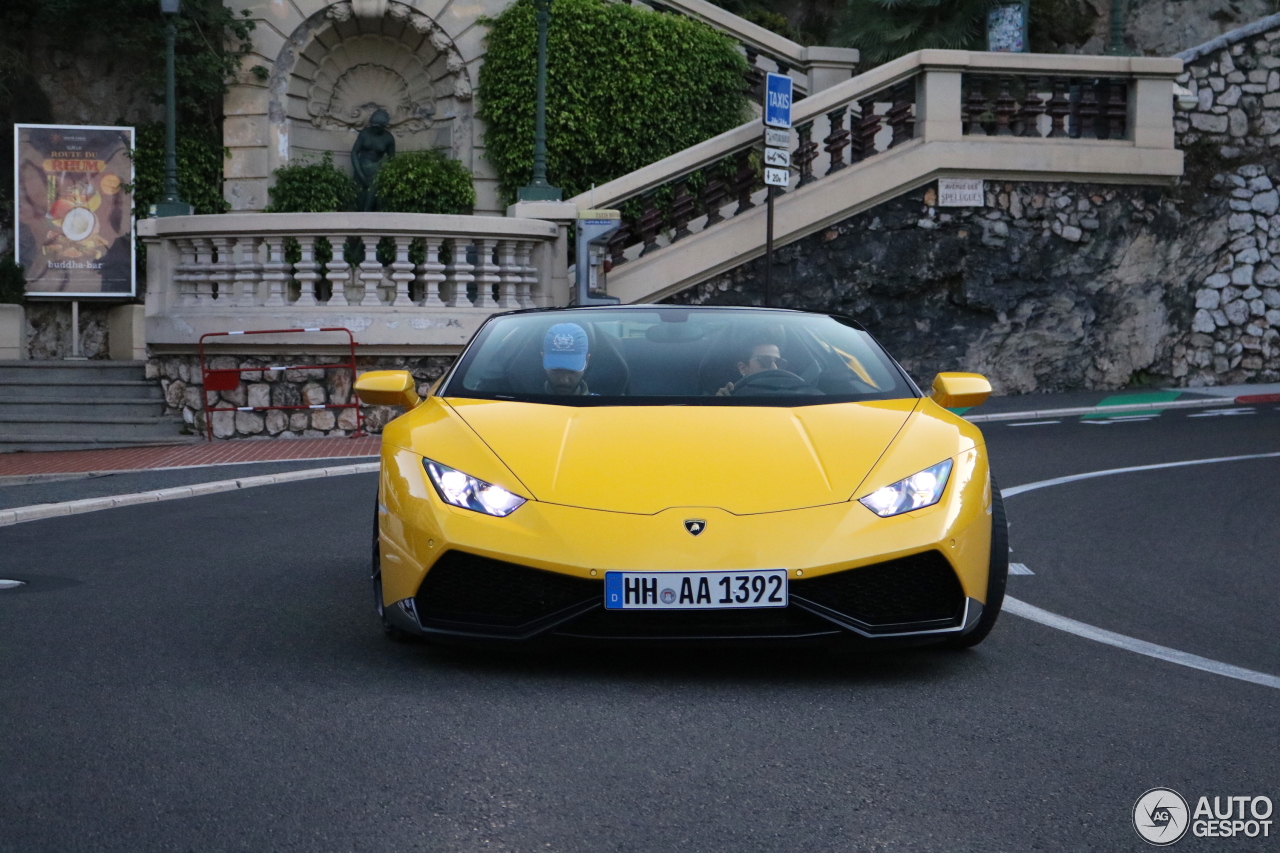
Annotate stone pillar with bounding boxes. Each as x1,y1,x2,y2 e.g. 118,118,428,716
916,67,964,143
107,305,146,361
802,47,860,95
1131,76,1176,149
507,201,578,307
223,84,272,212
0,304,25,360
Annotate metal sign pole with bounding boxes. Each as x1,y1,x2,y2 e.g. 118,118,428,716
762,71,792,310
69,301,81,359
765,188,774,307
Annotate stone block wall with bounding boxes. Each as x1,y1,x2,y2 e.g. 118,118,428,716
1172,20,1280,384
147,353,453,438
24,303,113,360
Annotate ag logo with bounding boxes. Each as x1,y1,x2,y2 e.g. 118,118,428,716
1134,788,1190,846
684,519,706,536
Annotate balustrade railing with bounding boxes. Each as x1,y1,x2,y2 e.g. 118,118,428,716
140,213,561,346
593,69,921,267
961,74,1130,140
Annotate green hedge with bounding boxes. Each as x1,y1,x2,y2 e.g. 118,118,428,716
266,152,359,213
478,0,749,203
131,122,229,216
375,149,476,214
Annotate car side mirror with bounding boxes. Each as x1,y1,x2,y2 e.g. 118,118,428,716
354,370,421,409
931,372,992,409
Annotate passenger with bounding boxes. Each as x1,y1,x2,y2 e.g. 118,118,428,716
542,322,593,395
716,341,817,396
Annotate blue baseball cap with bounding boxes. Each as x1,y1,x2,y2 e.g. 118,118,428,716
543,323,589,372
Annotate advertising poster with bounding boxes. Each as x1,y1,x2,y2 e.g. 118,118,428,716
987,3,1029,52
13,124,136,297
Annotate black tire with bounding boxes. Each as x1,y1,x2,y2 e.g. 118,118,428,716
943,476,1008,649
372,500,413,642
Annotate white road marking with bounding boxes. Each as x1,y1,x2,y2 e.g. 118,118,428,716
0,463,380,527
1005,450,1280,690
1003,450,1280,498
1188,407,1255,418
1004,597,1280,690
1008,563,1034,575
966,397,1229,423
0,579,26,590
1007,420,1061,427
1100,415,1158,422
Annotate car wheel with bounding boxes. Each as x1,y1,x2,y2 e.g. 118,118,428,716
944,476,1008,649
372,501,414,642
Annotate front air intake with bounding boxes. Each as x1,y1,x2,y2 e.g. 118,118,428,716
791,551,966,632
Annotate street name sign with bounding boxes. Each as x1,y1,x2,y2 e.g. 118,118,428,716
764,72,793,129
937,178,985,207
764,127,791,147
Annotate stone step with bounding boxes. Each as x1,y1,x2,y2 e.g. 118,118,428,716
0,414,186,439
0,381,165,400
0,397,167,418
0,435,200,453
0,360,149,384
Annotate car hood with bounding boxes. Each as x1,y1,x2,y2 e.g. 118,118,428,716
442,398,920,515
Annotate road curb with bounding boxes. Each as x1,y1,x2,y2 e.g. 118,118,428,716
0,453,381,487
964,395,1269,424
0,462,380,528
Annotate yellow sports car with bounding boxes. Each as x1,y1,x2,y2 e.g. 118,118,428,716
355,305,1005,647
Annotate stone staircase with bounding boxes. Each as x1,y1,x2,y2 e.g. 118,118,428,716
551,50,1184,304
0,361,192,453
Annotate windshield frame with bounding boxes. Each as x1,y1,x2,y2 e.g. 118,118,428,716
438,305,923,407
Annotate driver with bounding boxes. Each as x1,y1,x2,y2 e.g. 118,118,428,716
542,322,593,395
716,341,819,396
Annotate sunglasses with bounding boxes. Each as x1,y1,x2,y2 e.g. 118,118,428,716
749,354,789,369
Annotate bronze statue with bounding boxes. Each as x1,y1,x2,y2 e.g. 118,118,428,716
351,108,395,211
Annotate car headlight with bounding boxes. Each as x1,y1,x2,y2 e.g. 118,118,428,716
858,459,953,518
423,459,526,517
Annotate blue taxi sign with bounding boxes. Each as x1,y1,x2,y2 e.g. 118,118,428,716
764,72,793,129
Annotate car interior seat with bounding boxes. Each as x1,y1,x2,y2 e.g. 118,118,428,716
695,322,819,395
502,320,631,395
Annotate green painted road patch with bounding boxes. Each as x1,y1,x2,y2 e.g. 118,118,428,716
1079,391,1184,420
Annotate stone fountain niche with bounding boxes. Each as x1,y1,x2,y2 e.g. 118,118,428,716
276,0,474,177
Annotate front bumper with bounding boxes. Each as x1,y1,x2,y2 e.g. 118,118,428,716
377,445,992,645
382,549,985,644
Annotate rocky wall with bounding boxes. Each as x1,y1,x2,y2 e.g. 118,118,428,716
148,354,454,438
666,21,1280,395
666,181,1236,393
24,302,112,360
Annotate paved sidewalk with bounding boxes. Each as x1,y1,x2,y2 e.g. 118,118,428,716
0,436,381,478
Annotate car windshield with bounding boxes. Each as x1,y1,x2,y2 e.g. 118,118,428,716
443,308,916,406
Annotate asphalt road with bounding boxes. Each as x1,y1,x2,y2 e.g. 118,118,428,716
1,404,1278,852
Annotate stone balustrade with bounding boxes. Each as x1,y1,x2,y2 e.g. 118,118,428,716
563,50,1183,302
140,212,564,353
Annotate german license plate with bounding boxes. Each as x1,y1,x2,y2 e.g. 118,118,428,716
604,570,788,610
